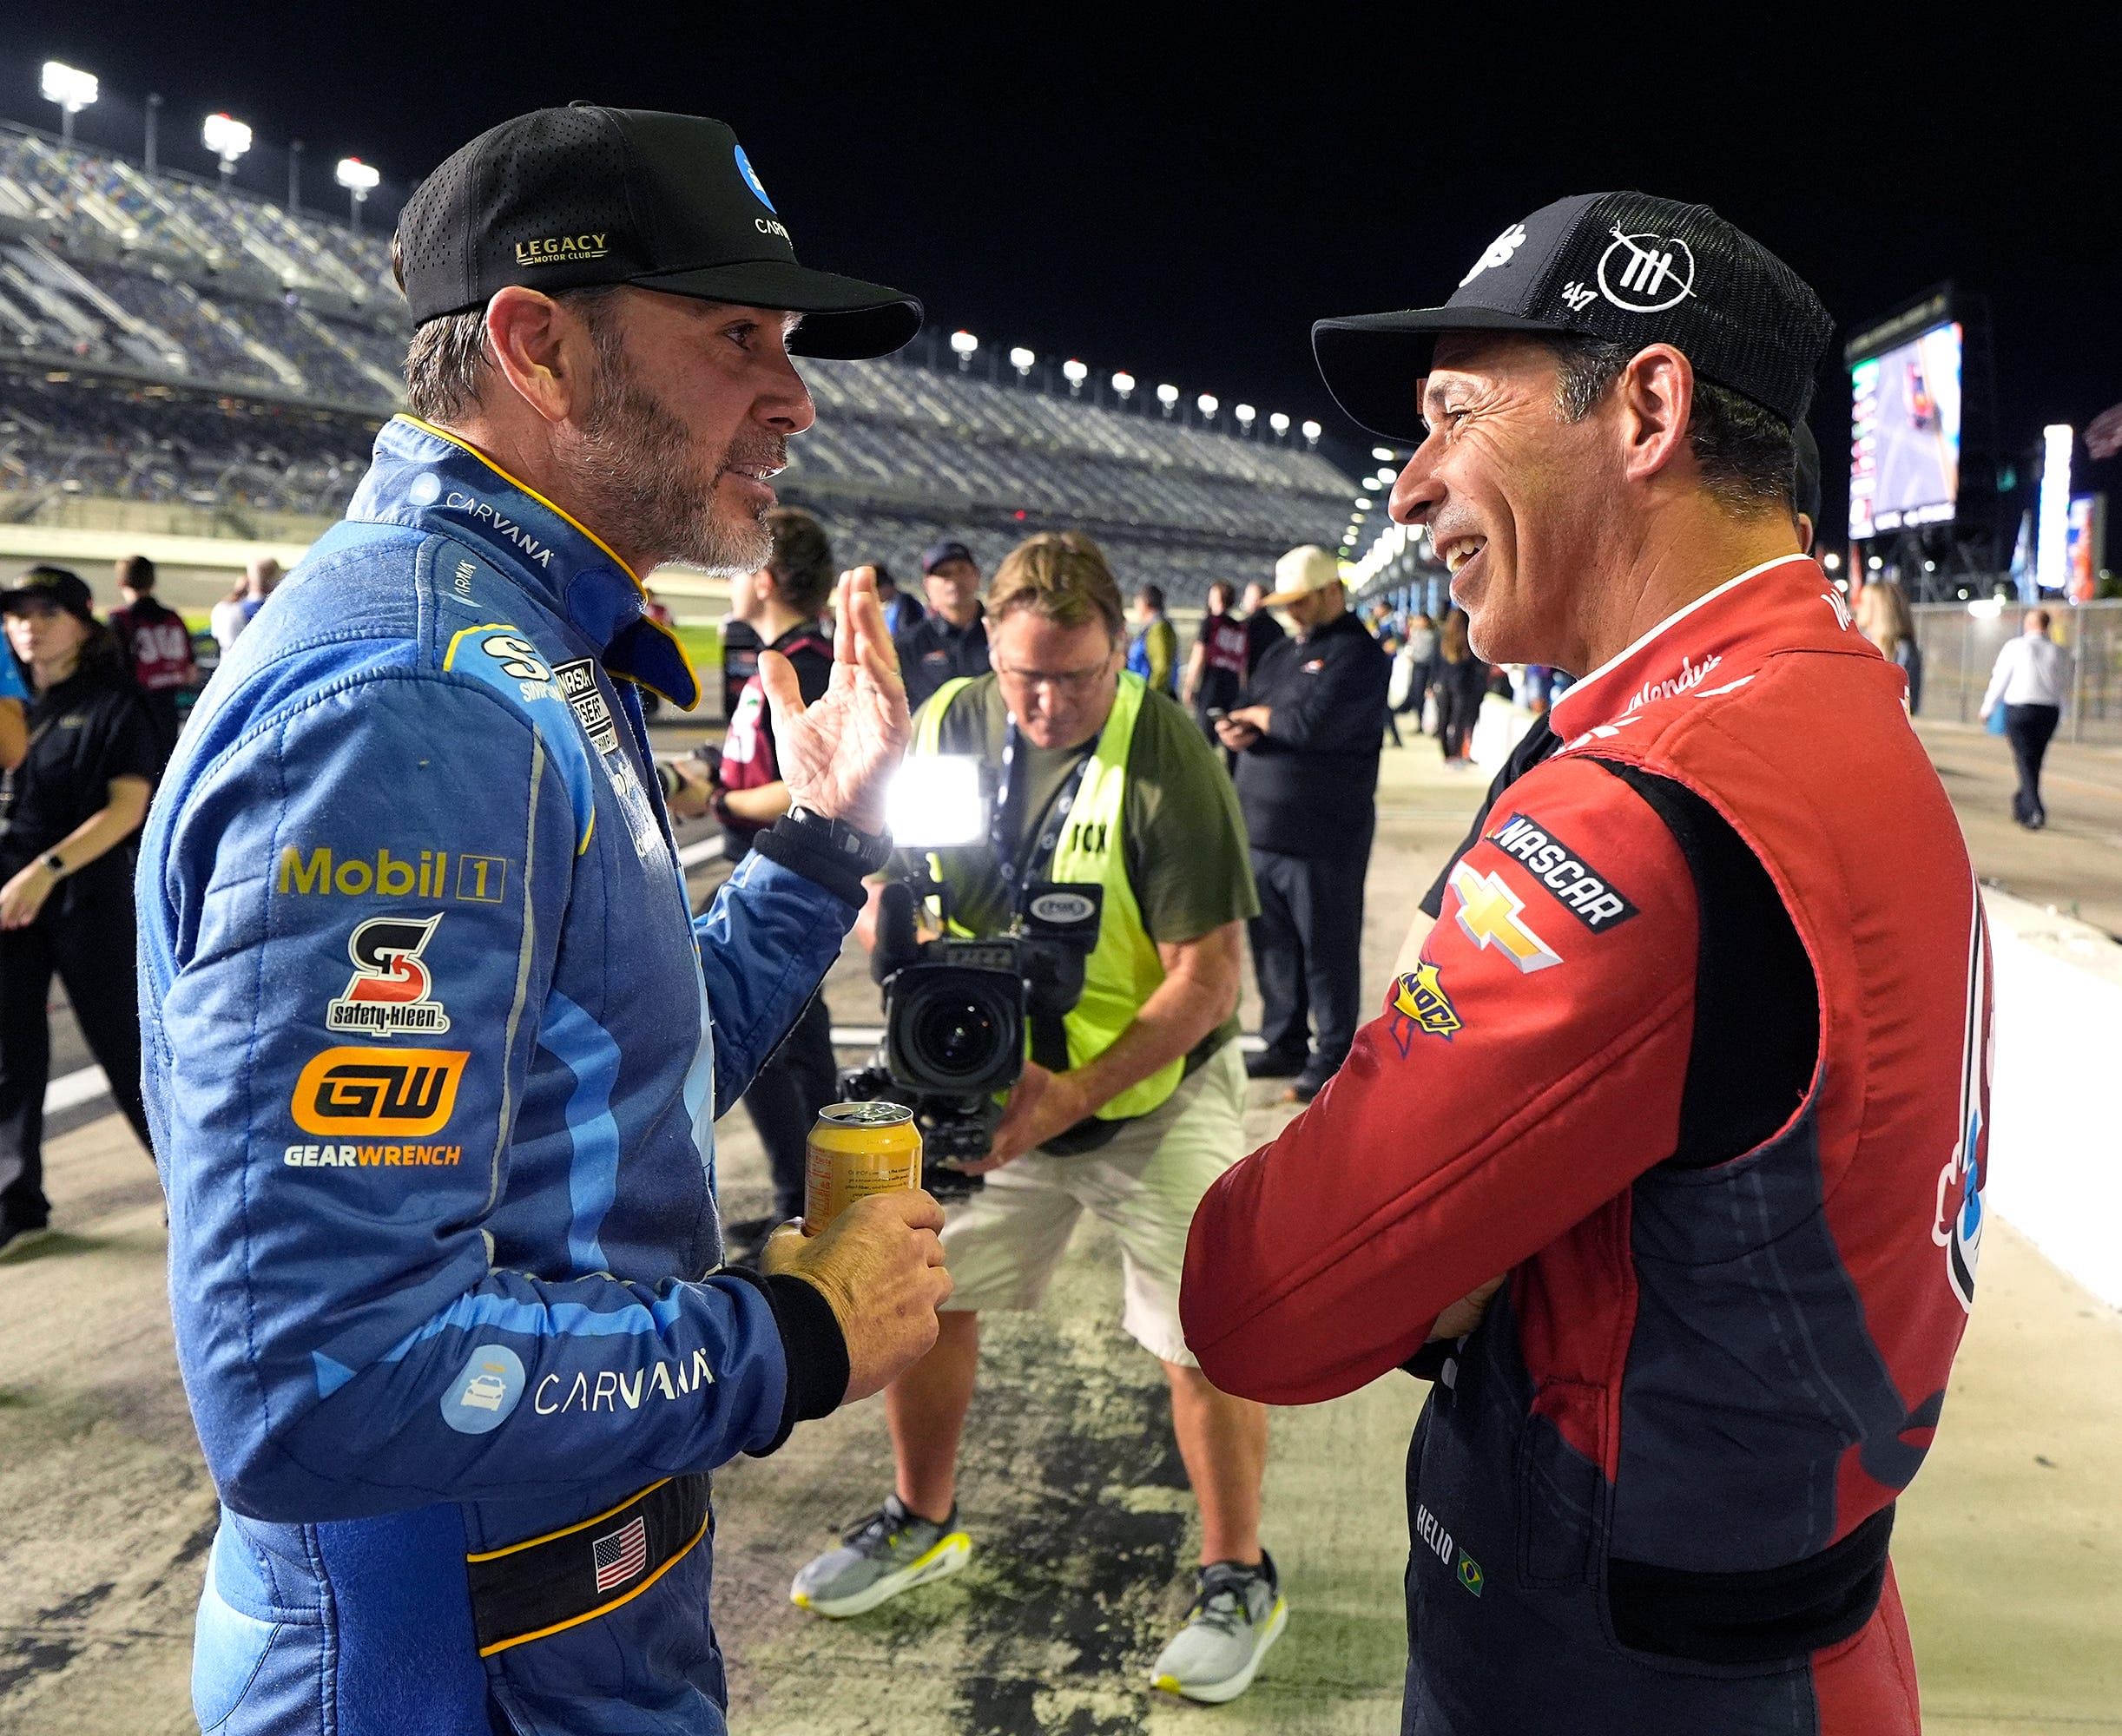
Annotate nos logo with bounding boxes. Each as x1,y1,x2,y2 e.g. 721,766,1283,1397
293,1047,469,1137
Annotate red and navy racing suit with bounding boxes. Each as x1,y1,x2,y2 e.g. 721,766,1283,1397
1183,555,1990,1733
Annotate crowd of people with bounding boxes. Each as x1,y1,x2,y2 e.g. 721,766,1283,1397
0,98,2087,1736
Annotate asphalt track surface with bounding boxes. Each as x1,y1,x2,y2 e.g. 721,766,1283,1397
5,721,2120,1733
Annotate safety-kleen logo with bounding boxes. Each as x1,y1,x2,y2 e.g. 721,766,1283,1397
292,1047,468,1137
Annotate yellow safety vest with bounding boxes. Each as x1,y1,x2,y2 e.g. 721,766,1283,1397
913,673,1183,1121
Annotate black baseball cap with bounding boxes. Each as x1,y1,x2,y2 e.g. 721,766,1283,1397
1313,192,1832,441
1793,419,1821,527
0,564,96,622
396,104,920,360
921,540,977,575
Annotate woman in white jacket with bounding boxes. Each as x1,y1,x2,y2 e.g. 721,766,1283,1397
1980,608,2070,827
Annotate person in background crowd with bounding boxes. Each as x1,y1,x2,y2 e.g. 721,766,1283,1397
1856,580,1921,714
0,621,24,772
721,559,767,720
1239,578,1286,683
898,538,990,710
209,555,280,654
1394,610,1436,732
670,508,842,1259
1127,582,1179,697
108,555,201,757
875,562,926,636
1218,545,1389,1104
794,531,1286,1705
0,566,159,1259
1182,580,1249,746
1981,608,2069,828
1431,607,1486,765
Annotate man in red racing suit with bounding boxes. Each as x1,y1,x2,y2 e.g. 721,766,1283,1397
1182,193,1990,1734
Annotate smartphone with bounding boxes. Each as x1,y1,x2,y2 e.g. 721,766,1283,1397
1206,707,1228,722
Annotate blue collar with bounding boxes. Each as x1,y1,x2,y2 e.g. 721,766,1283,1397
346,415,700,709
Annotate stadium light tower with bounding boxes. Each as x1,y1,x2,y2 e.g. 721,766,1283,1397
949,329,979,372
1301,418,1322,448
1009,345,1035,382
1062,358,1088,397
1196,393,1219,424
40,62,97,145
1156,382,1179,419
1110,371,1136,410
1371,445,1396,462
1269,411,1290,440
336,156,380,232
1235,403,1256,436
204,112,253,186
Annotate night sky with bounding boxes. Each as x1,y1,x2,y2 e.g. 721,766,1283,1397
3,8,2114,542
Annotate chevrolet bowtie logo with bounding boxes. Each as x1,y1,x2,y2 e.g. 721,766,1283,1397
1448,862,1562,973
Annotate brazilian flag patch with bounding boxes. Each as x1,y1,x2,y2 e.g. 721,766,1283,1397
1456,1549,1485,1597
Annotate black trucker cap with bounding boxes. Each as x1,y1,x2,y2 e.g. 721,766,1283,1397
395,103,921,359
1313,192,1832,442
0,563,96,622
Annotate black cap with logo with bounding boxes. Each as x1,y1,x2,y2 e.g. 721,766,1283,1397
0,564,97,622
1313,192,1832,441
396,103,921,360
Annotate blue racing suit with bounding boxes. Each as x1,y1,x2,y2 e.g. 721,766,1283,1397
138,417,860,1735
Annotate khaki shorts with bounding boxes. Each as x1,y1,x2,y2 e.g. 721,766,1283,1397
938,1041,1245,1366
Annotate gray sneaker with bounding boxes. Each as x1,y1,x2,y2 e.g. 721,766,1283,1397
1150,1553,1288,1703
790,1496,972,1618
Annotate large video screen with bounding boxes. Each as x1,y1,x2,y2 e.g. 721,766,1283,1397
1849,321,1963,540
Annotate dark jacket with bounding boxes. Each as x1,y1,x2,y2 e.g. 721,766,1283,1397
1232,608,1390,859
897,605,991,712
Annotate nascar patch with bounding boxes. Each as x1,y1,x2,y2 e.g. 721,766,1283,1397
1484,811,1639,931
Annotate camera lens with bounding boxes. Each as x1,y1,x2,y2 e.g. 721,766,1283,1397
913,996,1002,1079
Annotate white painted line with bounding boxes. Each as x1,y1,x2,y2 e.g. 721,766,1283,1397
44,1065,110,1115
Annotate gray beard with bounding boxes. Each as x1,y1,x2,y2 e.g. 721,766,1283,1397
566,343,773,577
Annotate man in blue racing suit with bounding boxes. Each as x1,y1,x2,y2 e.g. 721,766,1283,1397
137,105,951,1736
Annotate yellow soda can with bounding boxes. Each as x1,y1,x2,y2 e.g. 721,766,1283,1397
805,1102,923,1231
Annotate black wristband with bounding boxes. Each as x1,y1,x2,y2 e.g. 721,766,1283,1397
720,1266,851,1455
754,816,871,909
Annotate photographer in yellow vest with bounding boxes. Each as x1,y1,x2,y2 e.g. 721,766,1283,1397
789,532,1285,1703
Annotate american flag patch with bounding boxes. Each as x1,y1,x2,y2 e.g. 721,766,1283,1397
592,1515,649,1594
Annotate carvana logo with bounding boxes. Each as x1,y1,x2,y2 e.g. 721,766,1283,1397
735,145,774,213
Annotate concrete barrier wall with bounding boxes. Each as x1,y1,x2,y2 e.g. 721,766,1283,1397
1982,889,2122,1311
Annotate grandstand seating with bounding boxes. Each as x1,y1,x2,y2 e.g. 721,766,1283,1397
0,122,1354,602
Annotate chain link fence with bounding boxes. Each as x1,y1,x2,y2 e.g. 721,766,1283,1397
1913,600,2122,746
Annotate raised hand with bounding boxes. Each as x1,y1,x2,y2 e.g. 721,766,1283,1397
757,567,909,834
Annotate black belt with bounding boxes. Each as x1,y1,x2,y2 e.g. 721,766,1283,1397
1608,1503,1895,1666
466,1472,712,1657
